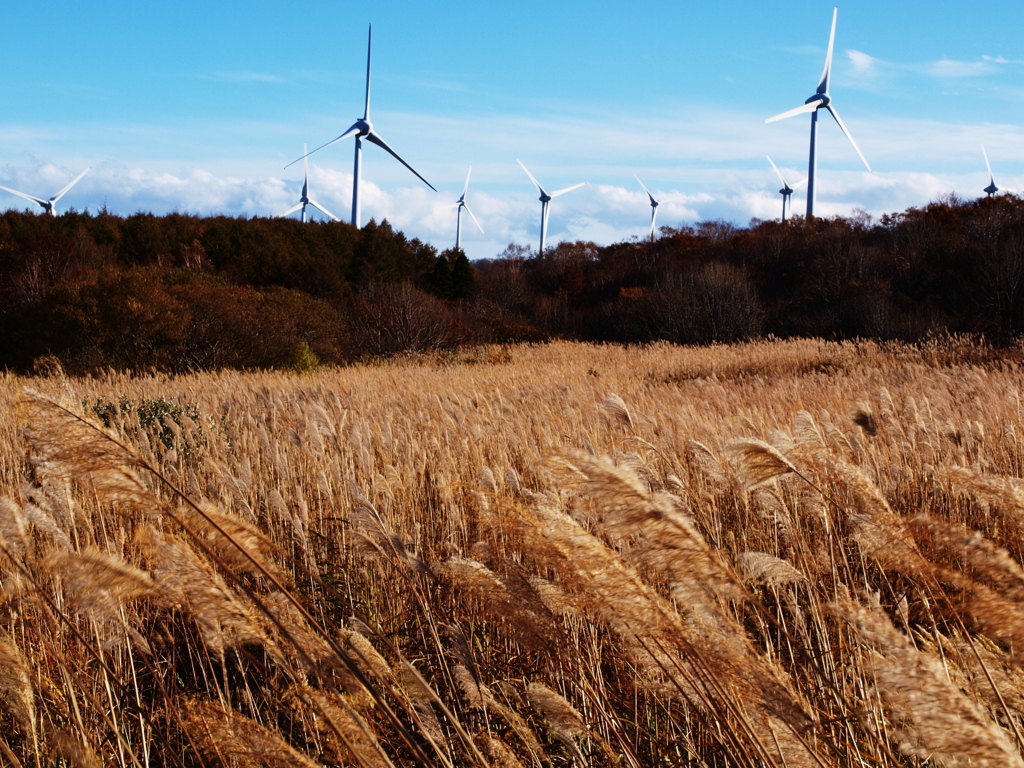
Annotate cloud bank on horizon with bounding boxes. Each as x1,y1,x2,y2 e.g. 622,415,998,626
3,114,1020,261
1,1,1023,259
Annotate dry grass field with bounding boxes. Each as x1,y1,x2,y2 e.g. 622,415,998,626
3,337,1024,767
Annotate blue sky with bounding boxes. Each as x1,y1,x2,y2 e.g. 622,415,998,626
2,1,1024,258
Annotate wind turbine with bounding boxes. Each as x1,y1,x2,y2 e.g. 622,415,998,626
287,25,435,228
518,160,585,255
0,167,90,216
766,156,806,221
765,7,870,218
635,175,684,241
982,145,1001,197
446,166,483,250
278,145,339,222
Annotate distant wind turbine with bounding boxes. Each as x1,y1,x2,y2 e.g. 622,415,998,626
287,25,435,228
518,160,585,255
766,156,806,222
0,167,90,216
978,145,1011,198
765,7,870,218
635,175,684,241
446,166,483,250
278,145,339,222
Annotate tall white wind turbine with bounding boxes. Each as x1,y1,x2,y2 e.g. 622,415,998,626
635,175,684,241
765,7,870,218
287,25,435,228
0,167,90,216
518,160,585,255
766,156,806,222
279,145,340,222
446,166,483,250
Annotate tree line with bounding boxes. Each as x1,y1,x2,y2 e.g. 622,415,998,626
2,194,1023,373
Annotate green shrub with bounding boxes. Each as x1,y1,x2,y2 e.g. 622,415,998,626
88,395,203,452
286,341,319,372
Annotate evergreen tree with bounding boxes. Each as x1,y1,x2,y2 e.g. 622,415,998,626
430,252,453,299
450,249,476,300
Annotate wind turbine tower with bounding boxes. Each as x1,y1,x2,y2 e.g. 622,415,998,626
635,175,684,241
0,167,90,216
766,156,805,222
278,145,340,222
765,7,870,218
518,160,585,255
447,166,483,250
288,25,435,228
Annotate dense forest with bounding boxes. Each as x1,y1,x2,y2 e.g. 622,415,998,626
3,193,1024,373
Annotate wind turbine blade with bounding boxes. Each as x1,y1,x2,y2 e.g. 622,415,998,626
464,203,484,234
660,194,687,204
826,105,871,171
278,202,305,218
364,131,437,191
551,182,586,198
766,155,789,188
517,159,547,196
817,7,838,94
285,125,361,169
765,102,819,123
461,165,472,199
792,177,808,189
0,184,48,207
307,199,340,221
363,24,372,121
635,175,657,206
51,167,90,202
301,143,311,197
982,144,995,182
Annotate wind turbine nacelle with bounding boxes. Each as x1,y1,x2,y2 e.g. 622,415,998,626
780,187,793,196
354,118,372,136
804,93,829,108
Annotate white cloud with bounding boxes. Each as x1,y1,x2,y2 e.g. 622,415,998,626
835,51,1022,91
927,58,998,78
846,49,879,76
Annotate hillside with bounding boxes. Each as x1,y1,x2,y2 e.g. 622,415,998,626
3,193,1024,373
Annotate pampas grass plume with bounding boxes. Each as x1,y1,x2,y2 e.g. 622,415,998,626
724,438,798,491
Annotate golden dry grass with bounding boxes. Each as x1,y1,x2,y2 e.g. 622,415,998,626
1,337,1024,766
